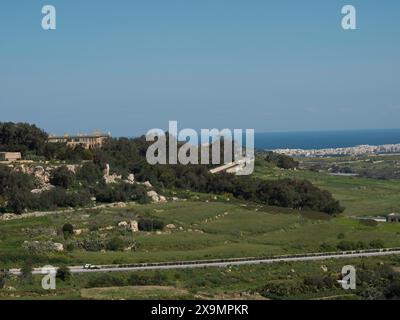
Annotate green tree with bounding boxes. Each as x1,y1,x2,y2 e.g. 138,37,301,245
56,266,71,282
370,239,384,249
7,192,32,214
0,270,9,289
384,281,400,300
62,223,74,239
106,237,125,251
50,166,75,189
20,260,33,282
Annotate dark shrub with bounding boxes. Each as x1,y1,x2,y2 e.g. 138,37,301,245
62,224,74,239
56,266,71,281
50,166,75,189
106,237,125,251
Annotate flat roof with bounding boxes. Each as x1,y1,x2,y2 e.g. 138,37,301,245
48,135,110,139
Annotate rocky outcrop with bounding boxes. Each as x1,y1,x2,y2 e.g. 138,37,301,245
22,241,64,253
103,163,122,184
124,173,135,184
117,220,139,233
12,164,79,185
118,221,129,228
129,220,139,232
31,184,55,194
147,190,159,202
143,181,152,188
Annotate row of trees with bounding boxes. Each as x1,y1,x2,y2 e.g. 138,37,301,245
89,138,343,214
262,151,299,169
0,122,47,155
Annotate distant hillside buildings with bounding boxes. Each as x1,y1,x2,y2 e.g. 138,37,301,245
48,130,111,149
273,144,400,158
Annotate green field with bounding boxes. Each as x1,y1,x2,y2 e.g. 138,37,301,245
1,199,400,270
254,158,400,217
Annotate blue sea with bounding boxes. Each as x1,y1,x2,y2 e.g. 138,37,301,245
255,129,400,150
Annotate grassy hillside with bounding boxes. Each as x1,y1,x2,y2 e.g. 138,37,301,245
254,158,400,216
1,199,400,269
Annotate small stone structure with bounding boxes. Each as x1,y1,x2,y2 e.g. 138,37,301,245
387,213,400,223
0,152,21,162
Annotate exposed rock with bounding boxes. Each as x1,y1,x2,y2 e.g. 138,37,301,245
31,184,55,194
118,221,129,228
159,195,167,203
66,165,78,174
147,190,160,202
129,220,139,233
143,181,152,188
103,163,122,184
104,173,122,184
53,243,64,252
166,224,176,229
124,173,135,184
114,202,127,208
104,164,110,176
73,229,84,235
0,213,18,221
22,241,64,253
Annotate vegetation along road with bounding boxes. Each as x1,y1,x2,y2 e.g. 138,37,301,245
9,248,400,275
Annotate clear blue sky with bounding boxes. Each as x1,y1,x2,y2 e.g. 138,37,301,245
1,0,399,137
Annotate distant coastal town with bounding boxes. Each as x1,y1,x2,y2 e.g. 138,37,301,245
272,143,400,157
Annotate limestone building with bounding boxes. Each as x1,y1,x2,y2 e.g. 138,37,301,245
0,152,22,161
48,130,111,149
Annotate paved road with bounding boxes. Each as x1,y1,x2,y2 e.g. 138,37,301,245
8,249,400,275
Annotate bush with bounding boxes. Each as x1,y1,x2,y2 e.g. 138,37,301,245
360,219,378,227
320,242,335,252
370,239,384,249
62,223,74,239
106,237,125,251
76,162,103,185
128,272,167,286
65,243,75,252
138,218,165,231
384,281,400,300
304,275,337,290
20,260,33,281
50,166,75,189
56,266,71,281
258,279,306,299
263,151,299,169
337,240,367,251
86,274,126,288
0,271,8,289
78,233,105,252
